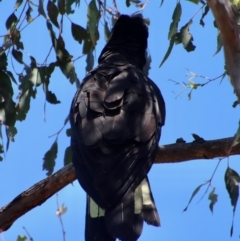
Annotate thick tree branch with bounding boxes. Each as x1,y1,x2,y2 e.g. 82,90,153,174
155,137,239,163
0,136,239,232
208,0,240,102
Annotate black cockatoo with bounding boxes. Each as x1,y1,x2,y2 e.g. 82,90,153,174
70,14,166,241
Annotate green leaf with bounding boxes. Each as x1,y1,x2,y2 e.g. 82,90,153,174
59,60,77,84
17,235,27,241
0,49,8,70
232,100,239,108
41,64,60,104
12,48,23,64
6,126,17,142
200,5,209,27
46,21,57,48
0,70,14,96
38,0,47,18
14,0,23,10
230,221,234,237
0,71,16,125
224,167,239,212
176,19,196,52
43,140,58,176
188,91,192,100
85,49,94,72
0,143,4,154
225,167,239,236
87,0,100,46
232,120,240,147
82,37,92,54
17,74,34,119
18,73,32,93
183,183,206,211
11,29,24,49
58,0,65,15
5,13,18,30
6,125,18,152
47,0,59,28
2,38,13,51
65,0,80,14
25,6,33,23
168,2,182,40
66,128,72,137
0,108,6,125
213,31,222,56
126,0,130,7
208,187,218,213
189,80,200,90
46,90,61,104
104,21,111,42
64,114,69,125
64,146,72,166
6,70,17,85
18,88,31,113
29,56,37,68
159,34,175,67
52,35,77,83
71,22,89,44
30,68,42,86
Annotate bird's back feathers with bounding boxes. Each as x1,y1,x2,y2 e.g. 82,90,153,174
70,14,165,241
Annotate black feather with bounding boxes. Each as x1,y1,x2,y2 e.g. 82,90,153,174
70,13,165,241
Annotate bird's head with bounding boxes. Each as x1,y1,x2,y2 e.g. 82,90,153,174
98,14,149,70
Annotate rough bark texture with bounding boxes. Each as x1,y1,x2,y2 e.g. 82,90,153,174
0,164,76,232
0,136,239,232
208,0,240,102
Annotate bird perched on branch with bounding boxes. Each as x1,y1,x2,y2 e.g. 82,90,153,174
70,13,166,241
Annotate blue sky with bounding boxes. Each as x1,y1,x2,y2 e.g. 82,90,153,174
0,0,240,240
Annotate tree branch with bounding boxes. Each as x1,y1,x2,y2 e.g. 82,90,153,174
0,136,239,232
207,0,240,102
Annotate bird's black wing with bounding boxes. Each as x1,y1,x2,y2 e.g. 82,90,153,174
70,58,165,209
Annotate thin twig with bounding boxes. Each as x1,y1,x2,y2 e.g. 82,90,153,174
113,0,120,16
169,70,227,99
56,193,66,241
20,14,40,32
197,158,222,203
16,0,28,29
73,54,86,62
28,0,38,7
41,46,53,66
190,3,206,21
48,115,69,138
23,226,34,241
139,0,151,11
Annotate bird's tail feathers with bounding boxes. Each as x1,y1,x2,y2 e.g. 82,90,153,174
104,177,160,241
105,191,143,241
85,195,115,241
140,178,160,226
85,177,159,241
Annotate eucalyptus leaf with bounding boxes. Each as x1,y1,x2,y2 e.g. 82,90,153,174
43,139,58,176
